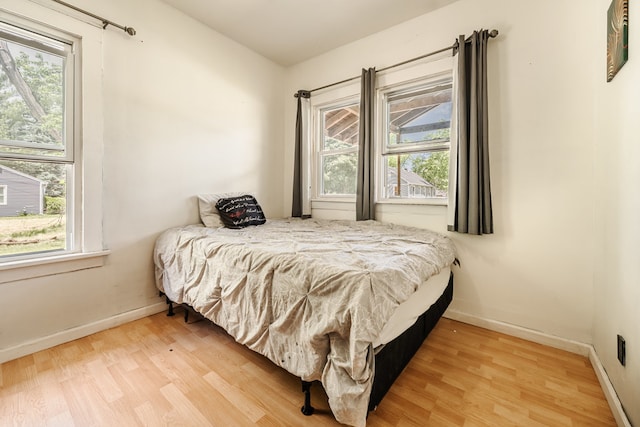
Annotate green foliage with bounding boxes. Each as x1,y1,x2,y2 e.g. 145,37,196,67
45,196,65,214
0,41,66,198
10,224,61,238
425,128,451,141
322,136,358,195
0,215,66,255
324,136,355,150
321,148,450,196
412,151,450,191
387,129,451,195
387,154,410,169
0,52,63,145
385,150,450,195
323,152,357,195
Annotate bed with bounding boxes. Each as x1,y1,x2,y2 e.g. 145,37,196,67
153,199,456,427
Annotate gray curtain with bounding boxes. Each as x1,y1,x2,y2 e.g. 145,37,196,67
356,68,376,221
292,90,310,218
448,31,493,235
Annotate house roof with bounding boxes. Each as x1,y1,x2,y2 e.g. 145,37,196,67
0,164,45,184
387,168,434,187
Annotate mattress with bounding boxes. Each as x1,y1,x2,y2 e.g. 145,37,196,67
373,266,451,348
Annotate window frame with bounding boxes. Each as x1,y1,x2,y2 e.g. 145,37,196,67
0,2,108,281
0,17,79,261
0,184,6,205
311,92,360,201
376,69,453,206
381,81,452,156
0,21,75,163
304,53,454,212
307,80,361,205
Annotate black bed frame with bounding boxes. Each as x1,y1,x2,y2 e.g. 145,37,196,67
368,272,453,412
161,272,453,418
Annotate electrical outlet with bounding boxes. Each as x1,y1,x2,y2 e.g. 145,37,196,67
617,335,626,366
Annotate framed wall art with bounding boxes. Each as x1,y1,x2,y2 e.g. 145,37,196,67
607,0,629,82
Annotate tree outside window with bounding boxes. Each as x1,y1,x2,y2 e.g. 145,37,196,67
0,22,73,257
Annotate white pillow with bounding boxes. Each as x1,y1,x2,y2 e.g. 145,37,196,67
197,192,253,227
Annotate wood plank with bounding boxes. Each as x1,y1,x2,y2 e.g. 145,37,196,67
159,382,214,427
0,313,616,426
202,370,267,423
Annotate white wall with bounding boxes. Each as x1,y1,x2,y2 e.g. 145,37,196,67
594,0,640,423
285,1,640,421
0,0,285,354
285,0,599,344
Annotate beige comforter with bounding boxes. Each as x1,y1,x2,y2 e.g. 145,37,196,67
153,218,456,426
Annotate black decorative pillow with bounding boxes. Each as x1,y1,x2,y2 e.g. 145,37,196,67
215,195,266,229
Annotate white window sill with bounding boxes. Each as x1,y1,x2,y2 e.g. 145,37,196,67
378,198,448,207
311,197,356,202
311,198,448,207
0,250,110,284
311,199,354,212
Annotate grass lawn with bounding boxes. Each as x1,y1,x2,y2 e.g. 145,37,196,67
0,214,66,256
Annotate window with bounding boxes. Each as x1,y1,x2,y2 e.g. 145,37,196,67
306,58,453,210
0,19,75,259
379,78,452,202
316,99,360,197
0,4,106,281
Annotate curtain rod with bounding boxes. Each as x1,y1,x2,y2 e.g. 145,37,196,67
295,29,498,97
50,0,136,35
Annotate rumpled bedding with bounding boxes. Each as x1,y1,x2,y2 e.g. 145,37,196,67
153,218,456,426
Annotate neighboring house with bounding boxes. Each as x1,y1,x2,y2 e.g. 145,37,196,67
0,165,45,216
387,168,436,198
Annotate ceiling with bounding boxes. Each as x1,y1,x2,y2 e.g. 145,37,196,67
160,0,460,66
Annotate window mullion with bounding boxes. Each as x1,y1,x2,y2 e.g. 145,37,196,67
383,142,450,156
321,147,358,156
316,98,360,197
0,152,74,164
0,23,71,56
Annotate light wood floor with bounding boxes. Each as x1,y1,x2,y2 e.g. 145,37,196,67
0,309,615,426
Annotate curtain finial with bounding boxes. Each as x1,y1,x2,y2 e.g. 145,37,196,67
294,90,311,99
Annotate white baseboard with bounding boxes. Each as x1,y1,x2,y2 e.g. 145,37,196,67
589,347,633,427
444,309,591,356
0,301,167,364
444,309,631,427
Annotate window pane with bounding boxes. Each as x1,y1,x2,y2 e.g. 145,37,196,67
0,159,68,257
388,87,451,148
322,152,357,195
384,151,449,199
318,101,359,197
323,104,359,150
0,30,67,158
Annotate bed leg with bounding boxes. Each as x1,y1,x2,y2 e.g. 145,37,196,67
301,381,315,416
184,307,189,323
165,296,175,317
